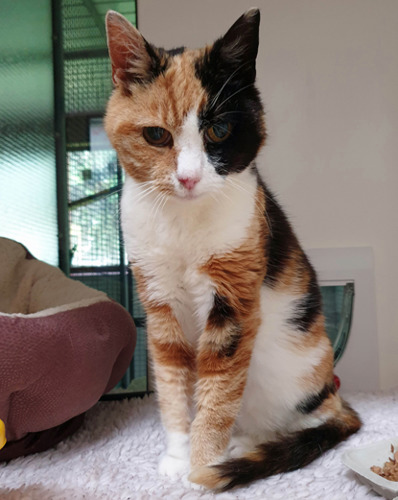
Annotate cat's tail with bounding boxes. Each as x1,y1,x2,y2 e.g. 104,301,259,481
189,399,361,491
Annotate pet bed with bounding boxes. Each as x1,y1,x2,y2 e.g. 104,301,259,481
0,237,136,460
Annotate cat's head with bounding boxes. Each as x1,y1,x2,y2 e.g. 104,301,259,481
104,9,265,201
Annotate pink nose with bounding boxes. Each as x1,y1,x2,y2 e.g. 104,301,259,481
178,176,200,190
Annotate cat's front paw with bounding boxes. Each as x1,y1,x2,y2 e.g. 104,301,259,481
159,431,190,479
158,454,190,479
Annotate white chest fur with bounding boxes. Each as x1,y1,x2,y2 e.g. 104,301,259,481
236,287,331,437
121,170,257,345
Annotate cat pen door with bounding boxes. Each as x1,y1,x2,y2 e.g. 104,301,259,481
308,247,379,393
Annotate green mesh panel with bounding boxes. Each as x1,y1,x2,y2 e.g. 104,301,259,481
67,150,118,203
63,0,136,52
0,0,58,265
65,58,113,114
62,0,147,396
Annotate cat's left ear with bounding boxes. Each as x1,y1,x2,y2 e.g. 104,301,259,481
220,8,260,64
105,11,157,89
215,8,260,82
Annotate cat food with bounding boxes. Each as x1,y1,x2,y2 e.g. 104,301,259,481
371,444,398,481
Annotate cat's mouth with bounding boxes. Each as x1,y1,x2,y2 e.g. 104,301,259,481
175,188,202,201
175,176,203,200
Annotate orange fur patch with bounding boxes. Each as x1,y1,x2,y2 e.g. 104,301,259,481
316,392,342,415
133,267,196,433
274,248,311,294
105,50,207,188
189,465,230,490
189,189,268,467
201,187,266,316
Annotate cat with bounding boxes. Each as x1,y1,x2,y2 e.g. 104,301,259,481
104,8,361,491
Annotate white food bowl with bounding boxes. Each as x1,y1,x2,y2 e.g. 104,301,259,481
342,438,398,499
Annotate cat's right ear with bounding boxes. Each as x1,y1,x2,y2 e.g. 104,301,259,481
105,11,152,89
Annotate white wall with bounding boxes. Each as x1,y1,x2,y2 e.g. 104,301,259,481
137,0,398,391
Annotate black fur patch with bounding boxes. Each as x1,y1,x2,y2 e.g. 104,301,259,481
288,263,322,332
207,294,241,357
166,46,186,56
258,182,300,287
208,294,236,329
296,383,336,414
258,179,322,325
258,177,322,329
196,10,260,93
144,42,170,81
195,11,265,176
218,327,242,358
128,43,181,86
199,94,265,176
214,409,361,491
122,41,170,88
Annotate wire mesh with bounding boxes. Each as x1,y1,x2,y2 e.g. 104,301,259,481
0,0,58,265
62,0,146,396
69,192,120,267
67,150,119,203
63,0,136,52
65,58,112,114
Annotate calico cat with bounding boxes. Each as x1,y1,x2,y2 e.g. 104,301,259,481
104,9,361,491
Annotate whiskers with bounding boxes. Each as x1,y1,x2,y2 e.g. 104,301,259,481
214,83,254,114
207,62,253,113
149,190,170,221
133,180,159,203
209,192,222,207
126,180,171,220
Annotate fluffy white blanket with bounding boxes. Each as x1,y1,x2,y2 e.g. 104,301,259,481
0,389,397,499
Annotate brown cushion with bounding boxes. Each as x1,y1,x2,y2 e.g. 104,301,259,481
0,414,85,462
0,238,136,457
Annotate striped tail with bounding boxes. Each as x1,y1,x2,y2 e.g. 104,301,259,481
189,400,361,491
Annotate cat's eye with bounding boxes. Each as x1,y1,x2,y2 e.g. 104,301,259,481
143,127,172,147
205,122,232,143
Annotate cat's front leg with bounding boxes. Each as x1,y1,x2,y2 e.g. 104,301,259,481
146,304,196,479
189,294,260,486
